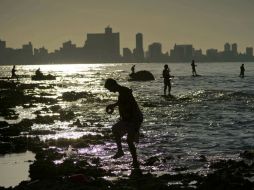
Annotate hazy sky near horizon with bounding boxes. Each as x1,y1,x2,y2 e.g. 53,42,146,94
0,0,254,53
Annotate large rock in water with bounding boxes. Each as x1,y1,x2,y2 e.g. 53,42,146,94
129,70,155,81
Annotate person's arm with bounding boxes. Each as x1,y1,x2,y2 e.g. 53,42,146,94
106,101,118,114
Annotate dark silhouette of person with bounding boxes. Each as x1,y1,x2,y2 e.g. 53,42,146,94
131,65,135,74
240,64,245,78
35,68,43,77
104,78,143,168
162,64,172,95
11,65,18,80
191,60,197,76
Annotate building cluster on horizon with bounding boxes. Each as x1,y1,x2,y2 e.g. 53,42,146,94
0,26,254,65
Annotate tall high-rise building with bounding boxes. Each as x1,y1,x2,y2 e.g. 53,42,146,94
84,26,120,61
0,40,6,49
232,43,238,55
224,43,231,52
22,42,33,56
170,44,194,61
133,33,144,62
246,47,253,57
148,43,162,59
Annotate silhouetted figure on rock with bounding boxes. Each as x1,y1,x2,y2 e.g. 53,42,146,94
191,60,197,76
104,78,143,168
35,68,43,77
240,64,245,78
162,64,172,95
131,65,135,74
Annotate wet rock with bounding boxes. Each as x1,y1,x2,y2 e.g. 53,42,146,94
3,110,19,120
60,110,75,121
29,130,56,135
72,119,82,127
18,119,34,128
0,90,28,109
0,136,43,154
68,173,94,184
162,155,174,163
0,121,9,129
49,105,62,112
198,155,207,162
0,80,17,89
35,148,63,161
129,70,155,81
199,170,253,190
0,122,31,136
0,141,14,154
91,157,100,165
62,91,93,101
34,115,58,124
29,159,57,180
144,156,160,166
0,108,18,119
240,150,254,159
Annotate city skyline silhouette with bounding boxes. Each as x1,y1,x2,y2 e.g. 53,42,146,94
1,0,254,52
0,26,253,64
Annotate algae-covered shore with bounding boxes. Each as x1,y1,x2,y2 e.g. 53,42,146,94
0,77,254,189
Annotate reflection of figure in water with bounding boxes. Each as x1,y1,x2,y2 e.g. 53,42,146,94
35,68,43,77
162,64,172,95
131,65,135,74
240,64,245,78
191,60,197,76
104,78,143,168
11,65,18,80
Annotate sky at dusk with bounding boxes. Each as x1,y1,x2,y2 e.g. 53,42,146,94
0,0,254,53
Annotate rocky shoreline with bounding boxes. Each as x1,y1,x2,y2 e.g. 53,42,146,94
1,80,254,189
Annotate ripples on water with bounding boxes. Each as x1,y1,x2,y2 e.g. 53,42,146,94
0,62,254,175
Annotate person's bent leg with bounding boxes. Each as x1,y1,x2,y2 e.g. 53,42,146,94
127,138,139,168
164,85,167,95
127,126,140,168
111,121,126,159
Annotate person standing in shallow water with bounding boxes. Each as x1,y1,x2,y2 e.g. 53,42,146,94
162,64,172,95
104,78,143,168
191,60,197,76
240,64,245,78
11,65,18,80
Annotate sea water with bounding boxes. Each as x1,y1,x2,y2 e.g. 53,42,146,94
0,62,254,181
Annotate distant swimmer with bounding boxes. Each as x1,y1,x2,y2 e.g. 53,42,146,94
162,64,172,95
104,78,143,168
11,65,18,80
191,60,197,76
131,65,135,74
239,64,245,78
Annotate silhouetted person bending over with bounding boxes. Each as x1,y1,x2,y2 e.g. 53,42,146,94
35,68,43,77
191,60,197,76
163,64,172,95
11,65,18,80
240,64,245,78
131,65,135,74
105,78,143,168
